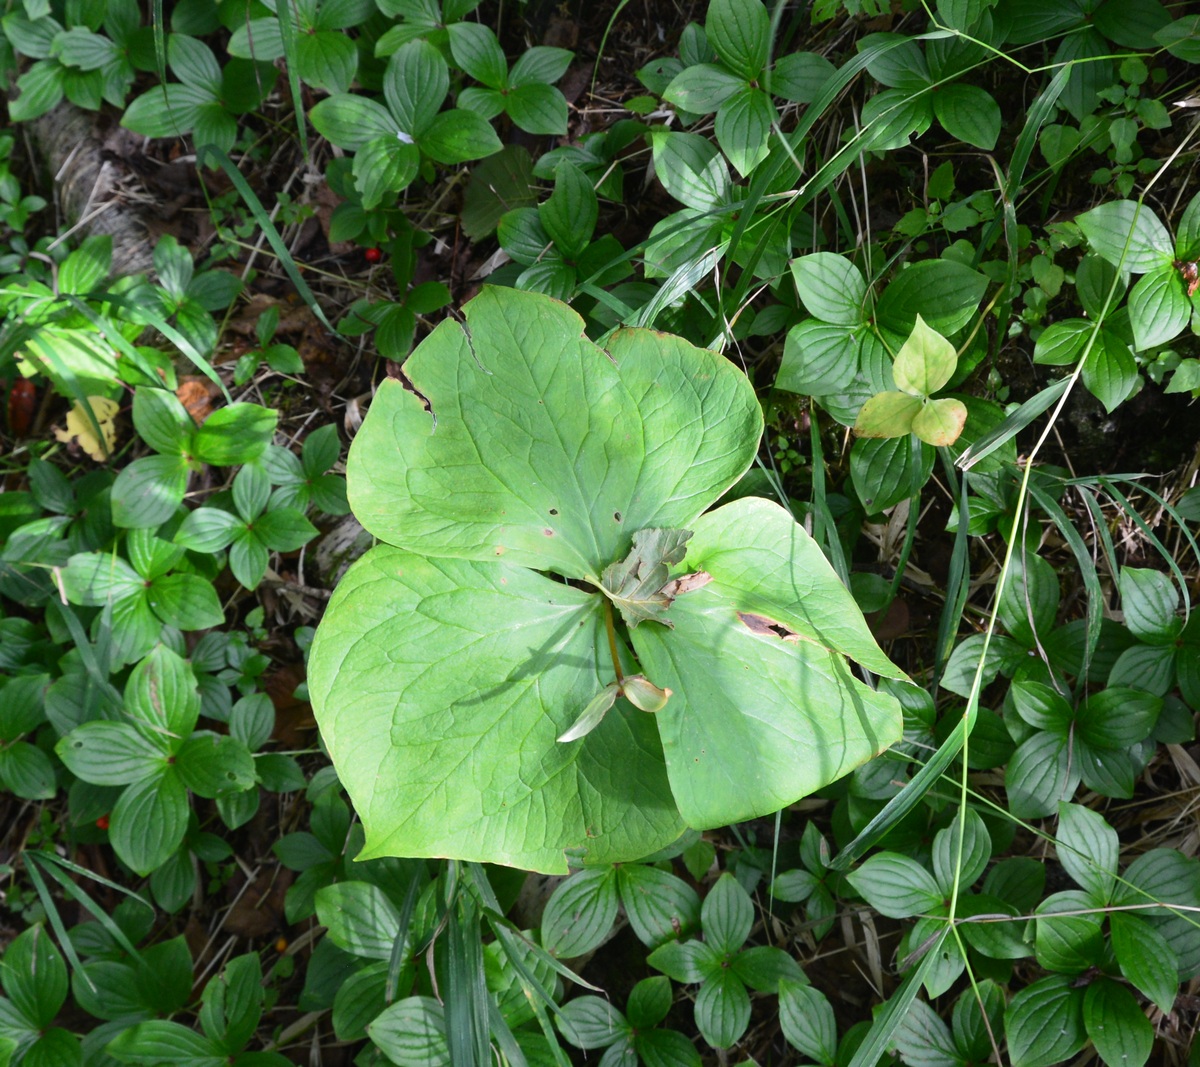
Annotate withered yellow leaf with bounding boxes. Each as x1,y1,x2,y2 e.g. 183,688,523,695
54,396,119,461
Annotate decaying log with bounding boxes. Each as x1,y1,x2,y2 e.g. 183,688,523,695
29,101,157,275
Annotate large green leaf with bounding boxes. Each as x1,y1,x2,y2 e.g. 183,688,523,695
933,82,1000,150
663,63,744,113
649,131,731,211
345,287,761,580
312,289,902,871
309,547,685,871
777,321,863,396
876,259,988,336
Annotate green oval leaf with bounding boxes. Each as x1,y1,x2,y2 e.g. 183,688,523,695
705,0,769,78
1004,976,1086,1067
790,253,868,327
310,93,397,151
933,82,1001,150
1128,267,1191,350
110,768,190,876
1077,200,1174,274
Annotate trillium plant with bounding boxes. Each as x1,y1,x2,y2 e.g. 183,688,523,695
310,288,904,872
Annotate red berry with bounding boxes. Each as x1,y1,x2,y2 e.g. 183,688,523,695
96,814,110,830
364,247,383,263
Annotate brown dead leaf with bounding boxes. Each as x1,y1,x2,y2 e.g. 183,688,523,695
865,598,910,643
222,865,293,939
265,664,315,749
661,571,712,597
310,181,359,257
176,377,220,424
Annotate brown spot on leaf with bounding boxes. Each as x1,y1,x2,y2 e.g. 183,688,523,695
544,528,555,536
737,612,798,641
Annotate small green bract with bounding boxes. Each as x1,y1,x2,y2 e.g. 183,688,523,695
310,287,903,872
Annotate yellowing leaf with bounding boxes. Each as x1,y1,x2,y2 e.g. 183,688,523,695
853,391,922,438
55,396,120,461
912,397,968,446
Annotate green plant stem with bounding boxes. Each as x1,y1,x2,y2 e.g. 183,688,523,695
604,598,624,685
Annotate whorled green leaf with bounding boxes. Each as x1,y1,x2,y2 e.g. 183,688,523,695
1109,913,1179,1014
850,434,935,514
777,320,862,396
353,136,420,210
933,82,1000,150
344,288,760,580
715,86,773,177
309,93,397,151
1082,979,1153,1067
110,767,190,876
779,981,837,1063
367,995,446,1065
769,50,834,102
1081,329,1138,412
1004,975,1086,1067
541,869,619,958
309,547,685,871
631,499,903,828
1,924,69,1029
790,253,868,327
312,289,901,870
705,0,769,79
505,82,568,136
876,259,988,336
649,130,731,211
1056,802,1118,904
663,63,744,114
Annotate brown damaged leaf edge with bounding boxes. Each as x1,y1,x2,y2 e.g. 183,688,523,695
386,358,434,419
661,571,713,597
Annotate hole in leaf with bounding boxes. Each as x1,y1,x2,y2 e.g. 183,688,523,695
614,511,622,522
